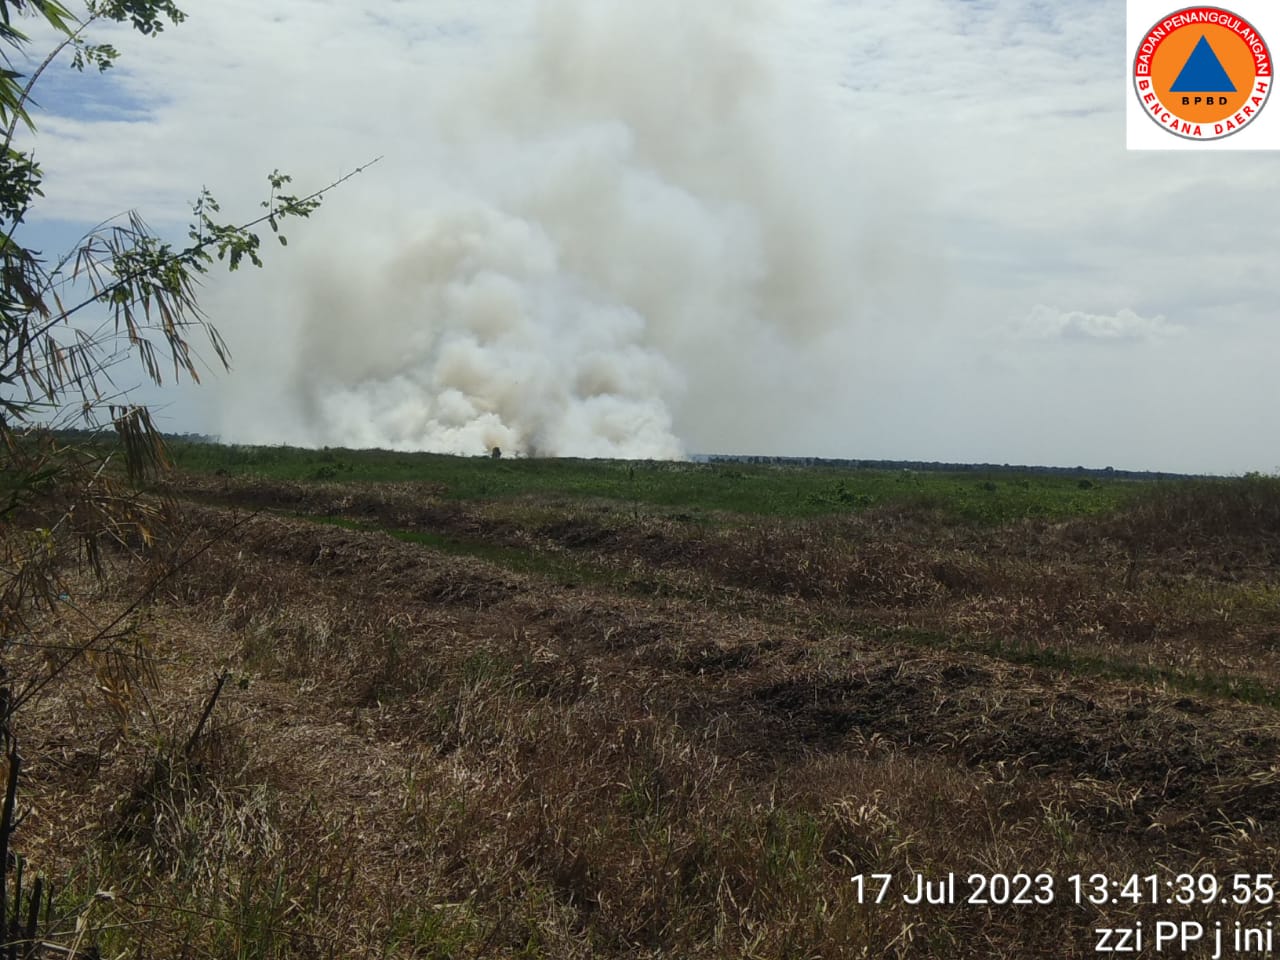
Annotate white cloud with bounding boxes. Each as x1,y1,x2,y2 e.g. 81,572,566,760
1014,306,1185,342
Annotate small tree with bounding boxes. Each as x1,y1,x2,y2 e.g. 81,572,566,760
0,0,372,641
0,2,371,950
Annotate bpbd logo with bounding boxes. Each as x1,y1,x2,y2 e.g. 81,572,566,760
1133,6,1271,139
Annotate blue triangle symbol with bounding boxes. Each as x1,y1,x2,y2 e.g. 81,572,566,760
1170,35,1237,92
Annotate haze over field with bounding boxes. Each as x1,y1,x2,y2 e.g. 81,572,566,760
17,0,1280,472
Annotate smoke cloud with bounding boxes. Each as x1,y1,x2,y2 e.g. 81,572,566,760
214,0,918,458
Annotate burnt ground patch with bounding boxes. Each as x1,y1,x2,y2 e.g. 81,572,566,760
724,656,1280,837
539,517,624,550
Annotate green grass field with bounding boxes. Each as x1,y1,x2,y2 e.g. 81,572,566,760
166,439,1147,524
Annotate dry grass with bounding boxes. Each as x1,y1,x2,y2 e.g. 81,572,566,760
11,478,1280,957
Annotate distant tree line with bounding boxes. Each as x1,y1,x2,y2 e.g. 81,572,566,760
696,454,1201,481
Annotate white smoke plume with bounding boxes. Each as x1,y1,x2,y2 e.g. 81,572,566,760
213,0,918,458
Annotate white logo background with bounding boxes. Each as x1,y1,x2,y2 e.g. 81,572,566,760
1127,0,1280,149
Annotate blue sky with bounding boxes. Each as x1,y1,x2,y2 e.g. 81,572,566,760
12,0,1280,472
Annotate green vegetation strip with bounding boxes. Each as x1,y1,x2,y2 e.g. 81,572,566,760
168,439,1143,524
891,627,1280,710
308,515,632,591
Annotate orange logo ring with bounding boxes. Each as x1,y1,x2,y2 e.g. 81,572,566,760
1132,5,1271,140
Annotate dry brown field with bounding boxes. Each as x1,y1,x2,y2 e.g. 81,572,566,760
18,467,1280,958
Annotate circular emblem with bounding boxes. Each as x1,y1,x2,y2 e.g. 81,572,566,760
1132,6,1271,140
